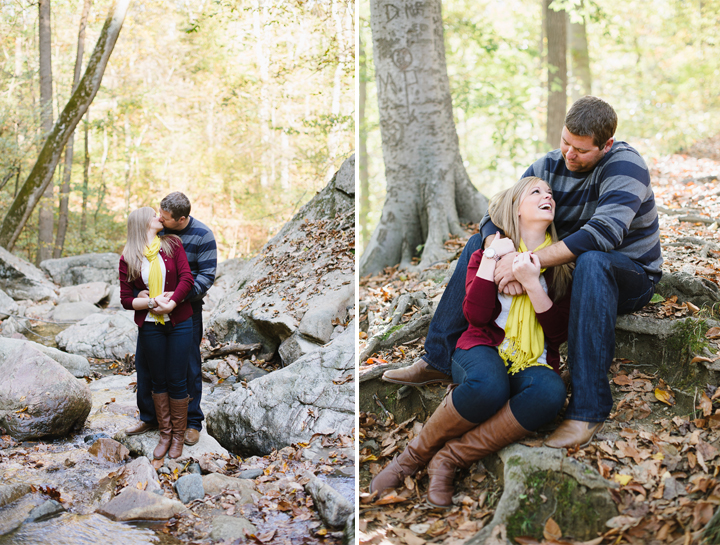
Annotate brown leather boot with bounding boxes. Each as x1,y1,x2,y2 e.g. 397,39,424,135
370,392,475,497
124,420,157,436
168,396,190,459
426,402,530,508
382,358,452,386
152,392,172,460
544,419,604,449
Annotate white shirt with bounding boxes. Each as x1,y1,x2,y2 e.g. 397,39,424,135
495,275,548,365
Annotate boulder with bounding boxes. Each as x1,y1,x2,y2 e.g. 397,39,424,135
52,302,101,322
0,483,32,508
0,316,29,339
25,499,65,522
206,156,354,360
201,473,257,504
278,331,323,367
0,288,19,320
174,474,204,503
305,475,354,528
0,345,91,440
117,457,162,495
58,282,111,305
210,515,257,542
40,253,120,287
0,246,57,302
88,438,130,463
55,312,137,359
0,337,90,377
207,325,354,455
98,488,186,521
115,424,229,462
107,286,122,309
656,270,720,307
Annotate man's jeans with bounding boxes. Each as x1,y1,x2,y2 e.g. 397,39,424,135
422,233,655,423
136,307,205,430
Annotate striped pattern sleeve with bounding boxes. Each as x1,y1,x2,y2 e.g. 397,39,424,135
166,217,217,300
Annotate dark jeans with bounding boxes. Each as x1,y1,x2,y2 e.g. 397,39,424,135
137,317,193,399
423,234,655,423
136,308,205,429
451,345,566,431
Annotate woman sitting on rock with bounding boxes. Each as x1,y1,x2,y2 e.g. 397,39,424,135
370,176,573,508
119,207,195,460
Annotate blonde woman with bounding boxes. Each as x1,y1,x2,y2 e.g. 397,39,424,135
119,207,195,460
371,177,573,507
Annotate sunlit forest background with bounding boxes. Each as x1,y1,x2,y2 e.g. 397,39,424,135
359,0,720,252
0,0,354,262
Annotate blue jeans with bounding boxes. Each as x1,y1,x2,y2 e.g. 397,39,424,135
136,308,204,429
424,235,655,422
137,317,193,400
451,345,566,431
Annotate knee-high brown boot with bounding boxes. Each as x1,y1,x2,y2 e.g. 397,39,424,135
370,392,475,497
152,392,172,459
168,396,189,459
426,402,530,508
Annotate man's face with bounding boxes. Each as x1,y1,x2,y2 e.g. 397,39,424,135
159,209,184,230
560,127,613,172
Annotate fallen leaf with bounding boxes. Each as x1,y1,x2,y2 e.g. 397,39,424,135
256,529,276,542
614,474,633,486
613,374,633,386
691,355,713,364
655,388,675,406
698,391,713,416
543,517,562,540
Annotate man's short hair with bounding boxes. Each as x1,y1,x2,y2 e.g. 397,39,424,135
564,96,618,148
160,191,191,220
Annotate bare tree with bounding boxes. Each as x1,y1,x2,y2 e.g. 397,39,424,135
545,0,567,149
360,0,487,276
567,4,591,102
0,0,132,251
37,0,53,264
359,32,369,249
55,0,93,258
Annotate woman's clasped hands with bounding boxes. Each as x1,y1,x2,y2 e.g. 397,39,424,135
511,252,541,287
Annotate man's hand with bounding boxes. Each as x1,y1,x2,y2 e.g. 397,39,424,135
138,290,149,299
495,252,525,295
512,252,541,286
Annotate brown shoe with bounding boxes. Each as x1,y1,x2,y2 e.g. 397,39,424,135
382,358,452,386
152,392,172,460
544,419,604,449
168,396,190,459
370,392,475,497
184,428,200,446
124,420,158,436
427,402,529,508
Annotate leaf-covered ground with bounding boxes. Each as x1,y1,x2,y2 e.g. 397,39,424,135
358,145,720,545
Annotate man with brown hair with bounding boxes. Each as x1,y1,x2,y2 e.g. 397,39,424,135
384,96,662,448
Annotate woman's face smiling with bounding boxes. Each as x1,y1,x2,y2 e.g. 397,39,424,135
518,180,555,225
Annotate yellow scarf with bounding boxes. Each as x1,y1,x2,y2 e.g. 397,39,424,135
499,233,552,374
143,236,164,325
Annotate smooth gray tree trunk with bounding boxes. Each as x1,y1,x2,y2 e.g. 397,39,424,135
37,0,54,265
0,0,132,251
80,111,90,236
360,0,487,276
55,0,93,258
567,7,591,102
545,0,567,149
359,33,369,249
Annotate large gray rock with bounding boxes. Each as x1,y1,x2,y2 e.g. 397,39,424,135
210,515,257,542
201,473,256,504
0,246,57,302
656,270,720,307
0,345,91,440
40,253,120,287
278,331,324,367
0,337,90,377
58,282,111,305
0,288,19,320
207,325,354,455
52,301,101,322
207,156,355,360
174,474,204,504
117,456,162,495
115,424,229,462
55,311,137,359
98,488,186,521
305,475,354,528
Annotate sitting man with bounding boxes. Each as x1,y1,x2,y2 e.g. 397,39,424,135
383,96,663,448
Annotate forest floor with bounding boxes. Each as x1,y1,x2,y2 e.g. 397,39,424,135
358,144,720,545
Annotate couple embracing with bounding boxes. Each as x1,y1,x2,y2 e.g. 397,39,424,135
372,96,663,507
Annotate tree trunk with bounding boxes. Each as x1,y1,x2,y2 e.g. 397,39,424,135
567,6,591,102
80,111,90,236
252,0,271,188
0,0,132,251
360,0,487,276
37,0,54,265
55,0,93,258
94,125,109,225
545,0,567,149
359,32,370,250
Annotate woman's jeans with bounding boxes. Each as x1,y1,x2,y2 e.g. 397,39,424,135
423,233,655,423
137,317,193,400
451,345,566,431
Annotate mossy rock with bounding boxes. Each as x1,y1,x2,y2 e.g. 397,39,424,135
506,470,616,543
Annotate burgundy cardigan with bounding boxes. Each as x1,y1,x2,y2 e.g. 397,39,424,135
119,241,195,327
456,248,572,374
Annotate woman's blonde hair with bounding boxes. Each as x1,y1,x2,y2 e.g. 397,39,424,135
122,207,181,281
488,176,572,300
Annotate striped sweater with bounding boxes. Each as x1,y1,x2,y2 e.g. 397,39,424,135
161,216,217,303
482,141,663,281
